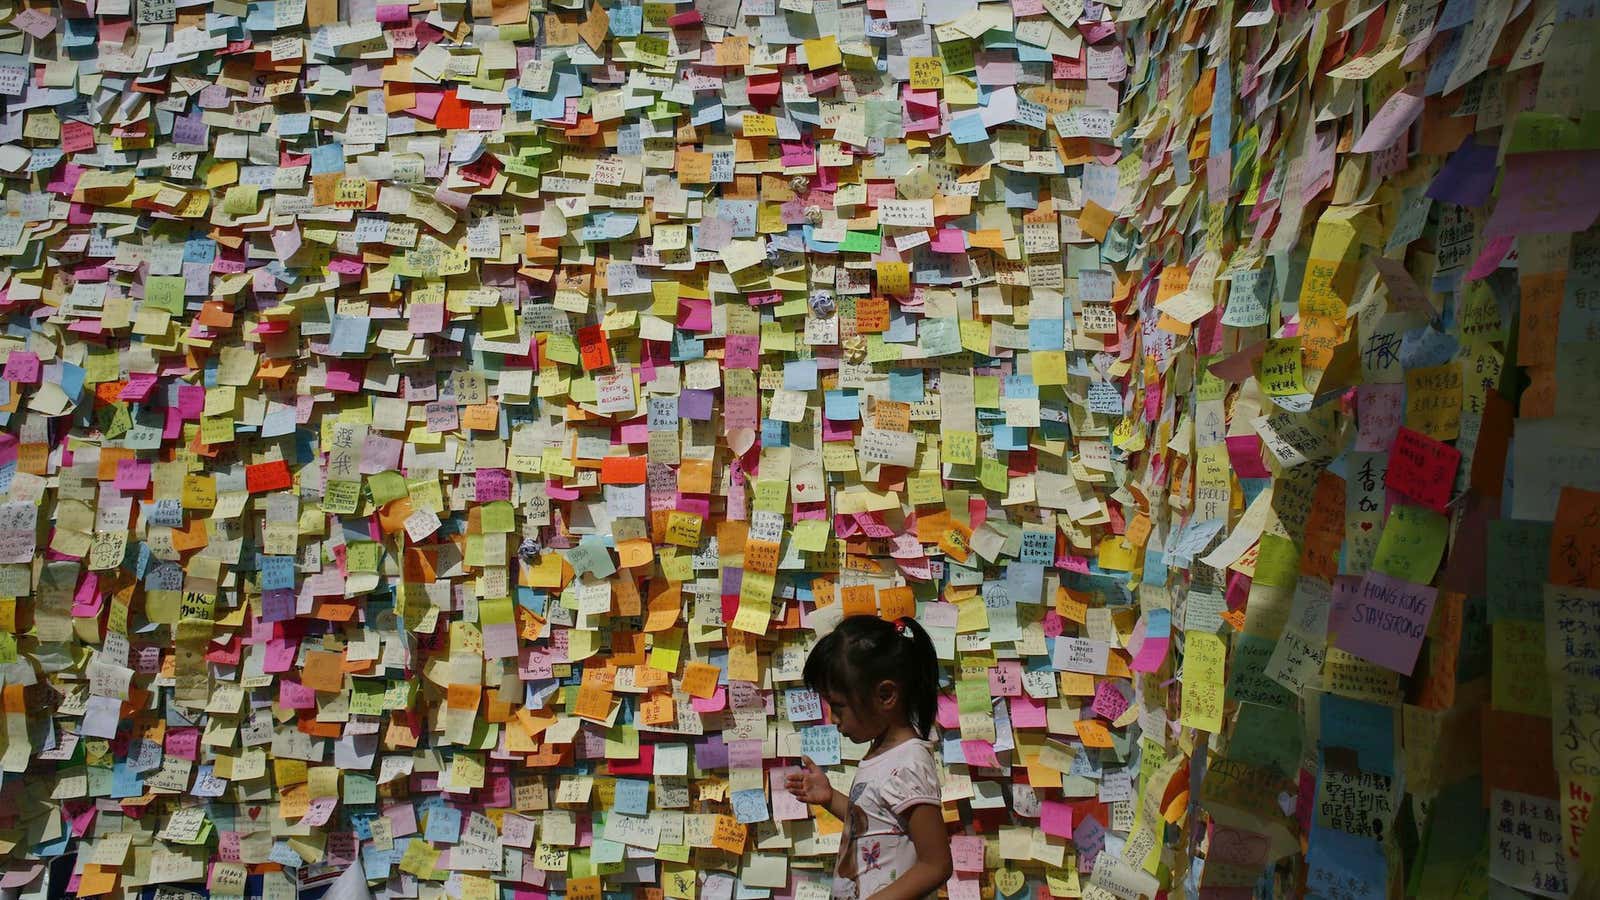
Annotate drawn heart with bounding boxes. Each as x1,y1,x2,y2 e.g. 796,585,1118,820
1360,522,1374,531
995,869,1025,896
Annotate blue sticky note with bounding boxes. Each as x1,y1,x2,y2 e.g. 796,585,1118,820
1141,548,1167,587
1005,562,1045,604
824,390,860,421
1306,826,1386,899
799,724,841,765
590,838,625,866
761,419,788,446
262,555,295,591
731,788,769,824
329,316,370,355
423,803,461,844
608,5,643,35
1028,317,1065,350
885,308,919,343
993,425,1029,451
889,369,924,402
784,359,818,390
309,142,345,175
949,111,989,144
614,779,650,816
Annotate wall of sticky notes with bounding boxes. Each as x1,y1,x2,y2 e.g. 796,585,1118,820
0,0,1595,896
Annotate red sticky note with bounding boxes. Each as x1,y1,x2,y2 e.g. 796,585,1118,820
1385,426,1461,512
577,324,612,371
600,456,647,484
246,460,293,494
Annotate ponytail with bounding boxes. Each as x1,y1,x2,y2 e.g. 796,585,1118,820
804,613,943,739
892,615,940,739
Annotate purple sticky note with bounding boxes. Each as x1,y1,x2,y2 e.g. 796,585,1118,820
1334,572,1436,675
677,389,714,420
1427,137,1499,208
1485,150,1600,238
694,734,729,771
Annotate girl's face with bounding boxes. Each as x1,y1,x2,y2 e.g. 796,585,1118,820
825,691,878,743
825,682,899,744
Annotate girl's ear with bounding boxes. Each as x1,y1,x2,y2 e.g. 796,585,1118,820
876,678,901,711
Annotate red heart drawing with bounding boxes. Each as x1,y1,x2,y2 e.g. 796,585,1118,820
1360,522,1373,530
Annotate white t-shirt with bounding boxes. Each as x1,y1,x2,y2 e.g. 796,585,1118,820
832,738,943,900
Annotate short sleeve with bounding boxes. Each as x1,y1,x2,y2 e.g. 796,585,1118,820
879,742,942,815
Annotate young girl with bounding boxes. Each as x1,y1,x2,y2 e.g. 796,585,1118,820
786,615,953,900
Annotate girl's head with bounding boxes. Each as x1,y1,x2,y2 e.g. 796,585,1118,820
804,614,940,743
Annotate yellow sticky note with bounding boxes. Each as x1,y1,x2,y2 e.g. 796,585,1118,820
222,184,259,215
803,36,841,70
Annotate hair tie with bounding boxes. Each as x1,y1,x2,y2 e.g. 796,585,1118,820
894,617,913,638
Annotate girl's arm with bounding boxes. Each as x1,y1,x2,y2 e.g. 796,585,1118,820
864,804,953,900
823,786,851,822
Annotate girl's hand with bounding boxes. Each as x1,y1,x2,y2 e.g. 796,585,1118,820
785,757,835,806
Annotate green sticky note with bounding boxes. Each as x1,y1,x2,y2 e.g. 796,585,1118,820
792,519,830,552
1371,504,1448,584
919,317,963,357
346,541,382,573
544,333,580,364
978,455,1008,494
1252,533,1301,588
838,229,881,253
145,275,187,314
753,479,787,513
974,375,1000,408
954,678,990,716
481,500,516,534
481,597,515,626
350,680,386,716
367,470,409,505
322,480,362,515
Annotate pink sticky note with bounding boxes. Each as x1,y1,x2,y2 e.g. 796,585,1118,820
115,458,151,491
951,835,986,872
165,727,200,761
1352,87,1424,154
690,686,727,713
279,680,318,709
1354,383,1405,453
2,351,40,384
930,229,966,253
678,299,713,331
1040,800,1074,838
1466,234,1514,281
988,660,1023,697
1225,434,1272,479
961,739,1001,769
1010,694,1048,729
936,692,961,729
724,334,760,369
1090,681,1131,721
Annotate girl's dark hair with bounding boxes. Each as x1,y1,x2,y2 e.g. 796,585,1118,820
804,614,941,739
